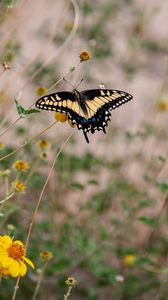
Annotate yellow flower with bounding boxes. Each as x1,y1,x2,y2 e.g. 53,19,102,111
40,152,48,159
40,251,53,261
68,119,76,128
65,22,74,32
79,50,91,62
54,112,68,122
0,267,10,277
65,277,77,286
14,160,29,172
158,99,168,111
0,235,34,278
38,139,50,149
36,86,48,96
124,254,136,266
0,142,4,150
14,180,26,192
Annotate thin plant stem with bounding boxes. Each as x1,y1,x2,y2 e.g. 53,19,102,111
0,0,80,135
25,157,41,185
11,277,20,300
0,191,15,215
31,261,48,300
145,195,168,249
25,128,75,250
0,116,22,139
64,286,73,300
0,54,80,139
5,176,9,196
11,128,75,300
14,2,69,80
18,0,80,94
48,60,81,93
0,121,57,162
0,192,15,205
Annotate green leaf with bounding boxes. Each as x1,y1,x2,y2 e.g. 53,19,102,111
15,99,25,115
15,100,40,116
138,198,155,209
24,108,40,115
87,179,99,185
70,181,85,190
138,216,157,228
158,182,168,193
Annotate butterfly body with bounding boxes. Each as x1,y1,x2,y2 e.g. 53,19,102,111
35,88,133,143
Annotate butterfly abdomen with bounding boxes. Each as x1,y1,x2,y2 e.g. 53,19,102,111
73,89,88,117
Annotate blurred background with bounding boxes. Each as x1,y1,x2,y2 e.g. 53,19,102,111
0,0,168,299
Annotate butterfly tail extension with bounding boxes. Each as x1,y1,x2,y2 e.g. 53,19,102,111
83,130,89,143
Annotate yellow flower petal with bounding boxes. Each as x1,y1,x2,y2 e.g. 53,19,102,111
0,254,7,264
9,260,20,278
79,50,91,61
2,256,14,268
19,261,27,277
0,267,10,277
0,236,12,247
13,240,23,246
54,112,68,122
23,257,35,269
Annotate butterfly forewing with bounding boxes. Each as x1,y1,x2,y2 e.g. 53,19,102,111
82,89,133,112
36,91,77,113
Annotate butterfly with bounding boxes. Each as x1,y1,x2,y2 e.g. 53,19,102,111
35,88,133,143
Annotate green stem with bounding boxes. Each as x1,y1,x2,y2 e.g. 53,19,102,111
0,192,15,205
25,157,41,185
64,286,73,300
32,262,48,300
0,121,57,162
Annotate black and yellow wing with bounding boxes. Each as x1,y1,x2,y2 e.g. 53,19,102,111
35,89,133,143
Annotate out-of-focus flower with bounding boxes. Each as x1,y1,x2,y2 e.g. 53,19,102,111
79,50,91,62
14,160,29,172
157,99,168,111
0,142,4,150
40,251,53,261
65,277,77,286
65,22,74,32
115,275,125,282
13,180,26,192
36,86,48,96
0,235,34,278
38,139,50,150
124,254,136,266
54,112,68,122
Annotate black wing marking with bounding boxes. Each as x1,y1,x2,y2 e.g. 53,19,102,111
35,89,133,143
35,91,77,113
82,89,133,112
76,89,133,142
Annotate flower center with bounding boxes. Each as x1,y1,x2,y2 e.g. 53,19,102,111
8,242,25,260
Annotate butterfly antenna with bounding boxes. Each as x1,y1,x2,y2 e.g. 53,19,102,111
76,78,83,89
63,77,83,90
63,77,76,89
